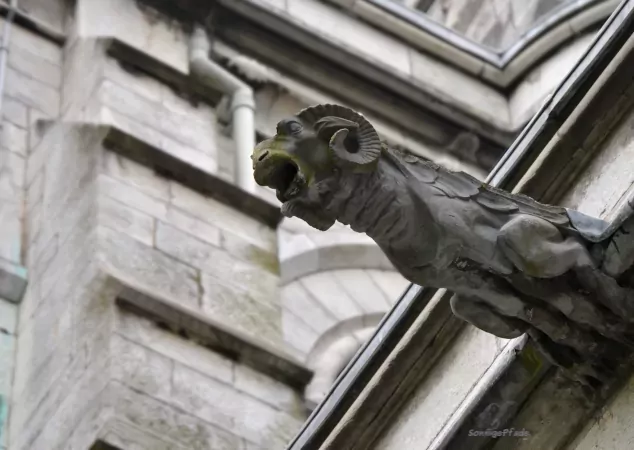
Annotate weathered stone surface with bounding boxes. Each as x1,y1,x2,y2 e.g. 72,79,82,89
561,103,634,220
111,335,173,399
374,327,504,449
171,363,304,446
98,196,154,246
101,416,188,450
103,107,219,174
368,270,410,304
571,371,634,450
410,50,510,129
77,0,188,72
163,207,222,247
5,68,60,117
234,364,303,412
156,220,278,298
287,0,411,75
0,300,17,335
98,225,200,309
9,46,62,89
101,150,171,201
112,383,244,450
115,310,233,384
169,182,276,250
333,269,391,314
299,272,363,321
0,121,27,156
2,96,28,129
201,273,282,347
99,174,168,219
282,281,337,335
0,201,22,264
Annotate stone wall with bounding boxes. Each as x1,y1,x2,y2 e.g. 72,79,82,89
0,13,63,446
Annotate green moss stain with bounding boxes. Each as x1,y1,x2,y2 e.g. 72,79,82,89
519,343,545,375
249,246,280,275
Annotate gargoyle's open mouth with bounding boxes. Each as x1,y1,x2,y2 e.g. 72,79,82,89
253,154,306,202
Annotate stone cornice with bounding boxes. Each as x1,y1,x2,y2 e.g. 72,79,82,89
115,284,313,391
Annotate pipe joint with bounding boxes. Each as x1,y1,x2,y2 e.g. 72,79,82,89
231,89,256,111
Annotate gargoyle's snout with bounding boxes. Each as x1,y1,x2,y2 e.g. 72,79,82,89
251,139,306,202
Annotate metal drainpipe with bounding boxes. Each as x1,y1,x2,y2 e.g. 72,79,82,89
0,0,18,122
189,25,256,194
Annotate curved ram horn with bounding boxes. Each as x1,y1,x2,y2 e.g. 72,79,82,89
298,104,382,168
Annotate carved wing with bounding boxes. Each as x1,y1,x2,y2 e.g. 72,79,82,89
391,148,572,228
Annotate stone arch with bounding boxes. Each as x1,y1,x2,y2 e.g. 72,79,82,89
278,217,395,283
303,314,383,410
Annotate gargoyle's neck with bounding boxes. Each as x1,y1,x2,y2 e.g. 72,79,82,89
326,158,409,245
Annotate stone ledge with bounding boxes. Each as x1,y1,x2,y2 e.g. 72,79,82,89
0,258,27,303
102,125,282,229
116,284,313,391
104,38,221,106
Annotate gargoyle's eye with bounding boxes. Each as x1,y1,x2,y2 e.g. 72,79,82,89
288,121,303,135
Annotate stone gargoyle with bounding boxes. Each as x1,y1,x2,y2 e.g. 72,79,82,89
252,104,634,385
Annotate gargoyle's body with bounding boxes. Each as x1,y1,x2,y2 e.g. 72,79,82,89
252,104,634,383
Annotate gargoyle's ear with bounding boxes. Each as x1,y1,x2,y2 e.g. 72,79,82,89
314,116,359,141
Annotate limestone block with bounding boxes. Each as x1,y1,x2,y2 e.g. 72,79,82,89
10,324,109,449
163,207,222,248
2,98,28,129
24,355,111,450
77,0,188,72
5,68,59,117
101,76,218,156
113,382,244,450
200,273,282,347
0,148,24,202
103,58,164,104
287,0,411,75
115,310,233,384
101,151,171,201
98,196,154,246
157,220,278,299
0,201,21,264
282,281,337,335
3,19,62,66
299,272,364,321
8,46,62,88
99,174,169,220
220,227,279,275
11,0,66,34
374,326,505,449
98,226,200,310
111,335,173,399
234,364,303,412
102,107,218,175
334,269,392,313
282,311,320,358
169,182,276,251
101,416,188,450
0,121,27,157
171,363,304,446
